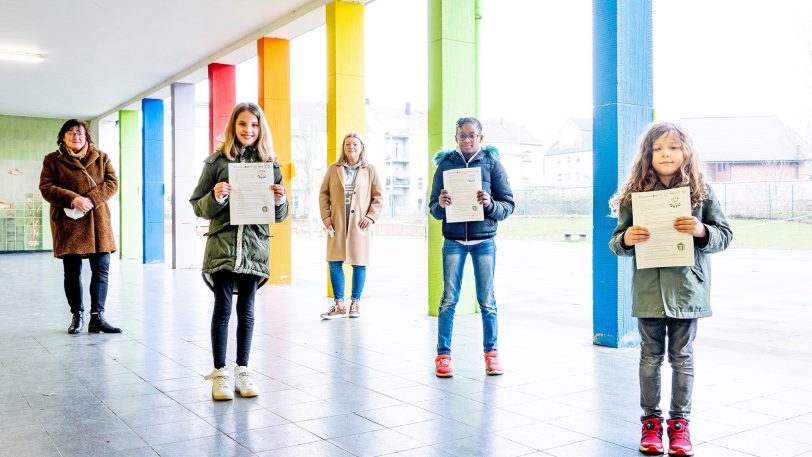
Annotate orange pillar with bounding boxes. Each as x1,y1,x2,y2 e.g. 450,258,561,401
257,37,292,284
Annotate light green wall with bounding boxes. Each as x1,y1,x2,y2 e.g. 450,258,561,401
0,115,67,251
118,110,141,259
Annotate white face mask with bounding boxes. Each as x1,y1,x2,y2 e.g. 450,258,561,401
63,207,86,219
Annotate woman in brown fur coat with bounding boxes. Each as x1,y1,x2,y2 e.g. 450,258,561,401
39,119,122,334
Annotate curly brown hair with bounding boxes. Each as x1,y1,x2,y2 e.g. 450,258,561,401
56,119,93,147
610,122,708,210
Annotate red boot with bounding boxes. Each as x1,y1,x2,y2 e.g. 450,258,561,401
667,418,693,456
639,416,664,455
484,350,503,375
435,355,453,377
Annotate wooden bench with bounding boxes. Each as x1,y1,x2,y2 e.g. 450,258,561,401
564,232,587,241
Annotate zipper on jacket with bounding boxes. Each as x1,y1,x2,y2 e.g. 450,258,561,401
234,152,247,272
458,149,481,242
234,225,244,271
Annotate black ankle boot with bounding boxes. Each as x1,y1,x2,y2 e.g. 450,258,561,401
88,312,122,333
68,312,84,334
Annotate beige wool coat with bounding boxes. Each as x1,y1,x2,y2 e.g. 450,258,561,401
319,161,383,265
39,146,118,257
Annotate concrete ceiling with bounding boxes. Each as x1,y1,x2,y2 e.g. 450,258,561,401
0,0,333,120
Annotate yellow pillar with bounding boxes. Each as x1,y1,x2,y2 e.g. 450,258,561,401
327,0,365,161
257,37,292,284
326,1,365,297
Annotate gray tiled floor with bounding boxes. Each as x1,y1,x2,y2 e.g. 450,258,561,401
1,236,811,456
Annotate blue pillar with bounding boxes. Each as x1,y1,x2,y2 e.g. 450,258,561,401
142,98,164,264
592,0,653,347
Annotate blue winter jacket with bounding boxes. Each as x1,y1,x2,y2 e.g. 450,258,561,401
429,145,515,240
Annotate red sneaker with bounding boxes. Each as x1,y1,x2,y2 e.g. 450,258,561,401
435,355,453,377
484,350,503,375
639,417,664,455
667,418,693,456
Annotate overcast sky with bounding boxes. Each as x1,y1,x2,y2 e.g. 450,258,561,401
235,0,812,146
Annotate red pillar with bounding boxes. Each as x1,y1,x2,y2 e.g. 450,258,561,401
208,63,236,153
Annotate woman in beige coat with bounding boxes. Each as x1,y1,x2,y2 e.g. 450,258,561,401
319,132,383,319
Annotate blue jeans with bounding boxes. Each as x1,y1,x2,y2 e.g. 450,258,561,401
211,271,259,368
437,238,497,355
638,317,698,420
328,261,366,301
62,253,110,314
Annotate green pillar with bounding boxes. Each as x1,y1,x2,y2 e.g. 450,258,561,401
427,0,479,316
118,110,141,259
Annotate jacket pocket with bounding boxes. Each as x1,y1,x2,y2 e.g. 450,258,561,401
256,224,270,238
690,265,705,282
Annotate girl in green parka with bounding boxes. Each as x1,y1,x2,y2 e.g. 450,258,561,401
190,103,288,401
609,122,732,456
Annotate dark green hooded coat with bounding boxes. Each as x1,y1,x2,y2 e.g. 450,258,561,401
189,148,288,290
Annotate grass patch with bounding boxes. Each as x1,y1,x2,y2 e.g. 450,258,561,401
498,215,812,250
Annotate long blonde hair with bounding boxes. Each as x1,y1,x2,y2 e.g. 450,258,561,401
218,102,276,162
338,132,367,165
610,122,708,210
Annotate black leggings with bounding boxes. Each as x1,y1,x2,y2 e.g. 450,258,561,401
62,253,110,314
211,271,259,368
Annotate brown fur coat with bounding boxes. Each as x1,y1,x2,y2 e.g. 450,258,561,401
39,146,118,257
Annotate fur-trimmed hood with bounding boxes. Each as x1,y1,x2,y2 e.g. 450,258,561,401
432,144,501,166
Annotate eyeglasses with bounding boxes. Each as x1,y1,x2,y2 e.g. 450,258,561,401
456,133,480,140
66,130,85,137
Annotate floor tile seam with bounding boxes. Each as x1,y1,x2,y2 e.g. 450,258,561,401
130,419,226,448
296,412,387,440
558,435,638,453
497,404,593,423
705,421,812,448
325,428,425,456
493,422,595,450
728,393,812,413
695,440,766,457
367,416,438,431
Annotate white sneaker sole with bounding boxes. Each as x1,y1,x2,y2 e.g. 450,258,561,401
235,388,258,398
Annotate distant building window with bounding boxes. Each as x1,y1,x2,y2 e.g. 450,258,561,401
390,137,408,161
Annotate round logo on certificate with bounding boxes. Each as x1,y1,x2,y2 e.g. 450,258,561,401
261,206,269,213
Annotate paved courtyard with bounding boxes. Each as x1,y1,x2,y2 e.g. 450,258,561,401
1,235,810,456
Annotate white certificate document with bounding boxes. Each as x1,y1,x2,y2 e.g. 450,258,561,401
228,163,275,225
443,167,484,223
631,187,694,269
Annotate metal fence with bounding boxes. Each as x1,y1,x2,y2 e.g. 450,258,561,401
510,180,812,221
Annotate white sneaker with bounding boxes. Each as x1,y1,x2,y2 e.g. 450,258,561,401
204,367,234,400
320,302,347,320
234,366,259,397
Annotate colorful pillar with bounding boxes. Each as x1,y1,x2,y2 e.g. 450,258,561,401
257,37,293,284
326,1,365,297
592,0,653,347
208,63,236,153
119,109,141,259
327,1,365,163
427,0,479,316
142,98,164,264
170,83,198,269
